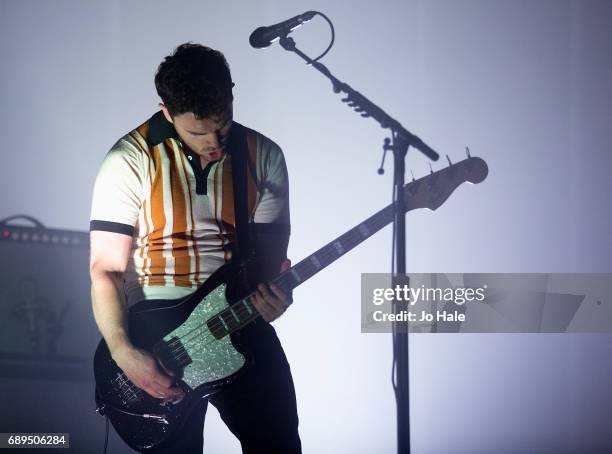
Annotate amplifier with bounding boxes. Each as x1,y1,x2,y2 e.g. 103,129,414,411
0,216,96,380
0,216,131,452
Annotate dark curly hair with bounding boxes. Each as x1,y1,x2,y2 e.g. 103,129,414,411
154,43,233,118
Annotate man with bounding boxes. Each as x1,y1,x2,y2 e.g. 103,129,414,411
90,43,301,453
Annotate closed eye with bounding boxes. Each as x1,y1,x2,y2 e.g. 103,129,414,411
186,118,232,136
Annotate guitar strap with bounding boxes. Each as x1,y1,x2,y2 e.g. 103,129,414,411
229,123,291,301
230,123,255,294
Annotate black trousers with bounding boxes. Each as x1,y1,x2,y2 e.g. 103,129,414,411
141,319,301,454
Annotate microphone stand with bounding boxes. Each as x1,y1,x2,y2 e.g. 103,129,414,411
278,35,439,454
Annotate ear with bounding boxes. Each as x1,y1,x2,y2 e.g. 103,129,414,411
159,103,173,124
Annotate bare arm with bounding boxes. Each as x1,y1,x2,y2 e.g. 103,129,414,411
90,231,183,401
90,231,132,353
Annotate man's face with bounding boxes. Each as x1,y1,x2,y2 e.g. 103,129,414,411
161,103,233,163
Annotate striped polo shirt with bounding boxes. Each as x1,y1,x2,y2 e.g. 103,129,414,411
90,111,290,306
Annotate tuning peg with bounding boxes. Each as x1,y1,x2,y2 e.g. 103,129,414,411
429,162,434,174
465,146,471,158
410,169,416,182
446,155,452,166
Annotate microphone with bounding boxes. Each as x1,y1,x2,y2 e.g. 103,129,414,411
249,11,317,49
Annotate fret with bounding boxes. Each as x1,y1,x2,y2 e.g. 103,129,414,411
220,311,238,331
290,268,302,283
280,204,394,293
217,315,229,332
314,249,334,268
333,240,344,254
271,274,293,294
339,235,357,251
229,307,240,323
358,223,370,237
210,304,253,338
310,255,321,269
214,198,403,342
240,299,254,316
295,260,314,277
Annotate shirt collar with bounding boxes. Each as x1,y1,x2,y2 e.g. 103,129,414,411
146,110,179,146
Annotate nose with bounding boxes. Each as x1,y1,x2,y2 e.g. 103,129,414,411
209,132,224,150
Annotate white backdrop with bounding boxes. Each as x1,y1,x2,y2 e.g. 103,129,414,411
1,0,611,452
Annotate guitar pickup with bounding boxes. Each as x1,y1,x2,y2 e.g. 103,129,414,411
153,336,192,373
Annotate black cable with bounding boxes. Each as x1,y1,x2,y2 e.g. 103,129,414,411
311,11,335,62
0,214,45,228
102,415,109,454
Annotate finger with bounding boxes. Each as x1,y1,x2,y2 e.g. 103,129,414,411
251,294,275,322
150,370,183,397
151,382,183,399
153,378,183,398
257,285,285,313
144,383,170,399
255,293,275,322
280,258,291,272
256,283,274,302
268,284,288,305
158,360,176,377
257,283,285,306
143,387,160,399
152,371,173,389
128,374,171,399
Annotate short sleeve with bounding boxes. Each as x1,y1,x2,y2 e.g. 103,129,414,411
90,138,146,236
253,137,290,226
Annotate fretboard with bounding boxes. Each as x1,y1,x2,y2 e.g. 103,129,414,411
207,203,396,339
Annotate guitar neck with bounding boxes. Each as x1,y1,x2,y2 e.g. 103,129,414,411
207,203,395,338
273,205,394,292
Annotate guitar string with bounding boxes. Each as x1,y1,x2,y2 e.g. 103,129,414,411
167,224,379,358
169,222,373,347
116,232,378,398
156,173,427,357
153,217,386,372
169,297,262,362
167,259,314,355
167,234,364,360
114,300,260,397
116,218,387,397
165,293,257,351
165,213,386,352
165,276,287,350
169,218,389,361
116,235,377,399
115,322,225,398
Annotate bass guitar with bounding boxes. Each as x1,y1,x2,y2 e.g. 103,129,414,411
93,155,488,450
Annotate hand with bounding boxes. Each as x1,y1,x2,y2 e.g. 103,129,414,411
112,344,184,402
250,259,292,322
